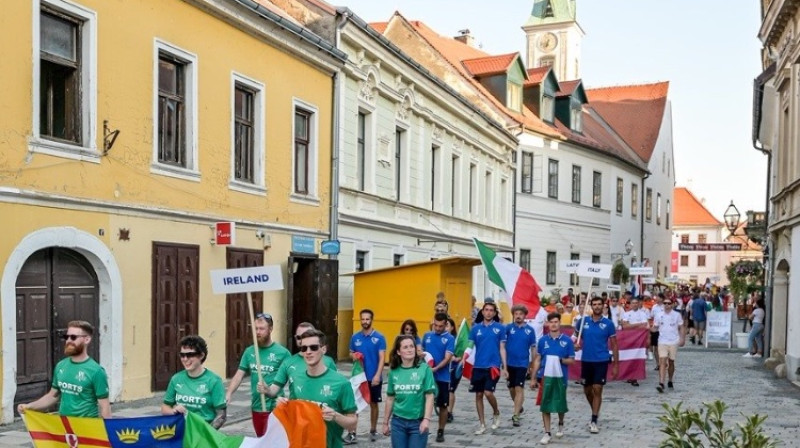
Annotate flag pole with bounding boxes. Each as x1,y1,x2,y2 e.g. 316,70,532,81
576,283,593,346
247,291,267,412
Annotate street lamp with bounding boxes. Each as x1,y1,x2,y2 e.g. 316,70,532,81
724,200,741,233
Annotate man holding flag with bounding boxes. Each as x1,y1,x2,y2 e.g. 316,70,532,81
348,309,386,443
422,312,455,443
468,301,507,435
531,312,575,445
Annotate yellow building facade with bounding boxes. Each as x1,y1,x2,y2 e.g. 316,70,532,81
0,0,343,422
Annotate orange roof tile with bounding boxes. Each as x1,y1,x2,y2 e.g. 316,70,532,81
524,67,551,86
556,79,581,97
369,21,388,34
462,53,520,78
586,82,669,163
673,187,722,227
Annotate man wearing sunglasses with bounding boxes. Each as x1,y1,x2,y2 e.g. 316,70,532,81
225,312,290,436
652,299,685,393
276,322,338,379
268,329,357,448
17,320,111,418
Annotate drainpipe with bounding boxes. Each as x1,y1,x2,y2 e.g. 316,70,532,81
328,10,350,258
640,172,650,265
753,141,772,357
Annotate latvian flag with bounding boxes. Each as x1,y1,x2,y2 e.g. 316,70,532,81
350,352,370,413
563,327,649,381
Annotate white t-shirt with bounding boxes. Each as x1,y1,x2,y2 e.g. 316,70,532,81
622,308,650,325
751,308,765,325
656,310,683,345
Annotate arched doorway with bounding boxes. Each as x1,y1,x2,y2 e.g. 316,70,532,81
14,248,100,411
772,259,790,355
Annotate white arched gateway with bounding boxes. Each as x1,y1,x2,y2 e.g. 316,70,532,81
0,227,123,423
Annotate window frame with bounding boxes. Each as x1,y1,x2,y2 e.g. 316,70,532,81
546,251,557,285
571,165,581,204
152,39,199,181
395,126,406,201
229,72,266,194
541,95,555,122
645,188,653,222
657,192,662,226
30,0,98,161
698,234,707,244
570,252,580,286
680,234,689,244
291,98,320,203
680,255,689,267
521,152,533,194
697,255,707,267
631,183,639,219
591,254,601,286
592,171,602,208
519,249,531,272
355,250,369,272
507,81,522,112
616,177,623,214
547,158,559,199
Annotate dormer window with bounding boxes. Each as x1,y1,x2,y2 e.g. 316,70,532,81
507,82,522,112
541,95,554,122
544,1,554,17
570,106,582,132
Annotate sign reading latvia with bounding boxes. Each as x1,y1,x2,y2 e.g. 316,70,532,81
559,260,583,273
678,243,742,251
215,222,235,245
629,267,653,276
210,265,284,294
576,263,612,279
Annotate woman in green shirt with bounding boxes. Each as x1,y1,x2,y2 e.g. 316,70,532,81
382,335,436,448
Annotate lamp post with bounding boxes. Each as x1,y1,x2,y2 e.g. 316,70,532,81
724,201,741,233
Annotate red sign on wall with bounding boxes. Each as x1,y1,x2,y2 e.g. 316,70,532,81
670,251,679,273
215,222,235,245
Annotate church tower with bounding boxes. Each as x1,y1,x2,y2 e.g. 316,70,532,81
522,0,584,81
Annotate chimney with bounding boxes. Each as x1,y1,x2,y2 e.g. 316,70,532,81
454,29,475,47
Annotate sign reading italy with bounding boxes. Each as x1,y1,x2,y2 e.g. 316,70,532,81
576,263,613,279
211,265,284,294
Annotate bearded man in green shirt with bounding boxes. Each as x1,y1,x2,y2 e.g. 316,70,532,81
17,320,111,418
225,312,290,436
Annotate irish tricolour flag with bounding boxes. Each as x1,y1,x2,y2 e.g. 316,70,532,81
350,353,370,413
473,238,542,318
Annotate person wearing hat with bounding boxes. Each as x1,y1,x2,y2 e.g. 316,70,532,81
225,312,290,436
162,335,227,429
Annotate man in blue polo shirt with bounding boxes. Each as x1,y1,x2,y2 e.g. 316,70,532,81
468,301,508,435
348,309,386,443
422,312,455,443
574,296,618,434
505,304,537,427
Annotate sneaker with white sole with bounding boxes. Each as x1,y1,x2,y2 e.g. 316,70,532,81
753,353,762,358
491,413,501,429
369,431,378,442
647,352,653,360
342,432,357,445
474,425,487,435
743,353,752,357
540,433,551,445
589,422,599,433
556,425,564,438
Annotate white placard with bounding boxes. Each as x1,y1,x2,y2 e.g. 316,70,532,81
642,277,656,284
559,260,584,273
576,263,612,279
211,265,284,294
606,284,621,291
629,267,654,276
705,311,732,348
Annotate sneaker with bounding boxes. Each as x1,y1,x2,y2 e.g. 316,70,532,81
653,364,660,371
369,431,378,442
474,425,487,435
656,383,664,393
519,406,524,414
668,381,674,389
753,353,762,358
540,433,551,445
690,336,696,344
446,411,454,423
343,432,357,445
512,415,520,427
631,380,640,387
647,352,653,360
556,425,564,438
589,422,599,433
743,353,753,358
491,413,501,429
436,429,445,443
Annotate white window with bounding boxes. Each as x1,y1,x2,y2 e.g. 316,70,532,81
570,107,582,132
541,95,554,122
31,0,98,161
230,72,265,194
152,39,199,181
291,98,319,203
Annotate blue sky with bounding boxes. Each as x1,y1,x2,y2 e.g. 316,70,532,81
339,0,766,220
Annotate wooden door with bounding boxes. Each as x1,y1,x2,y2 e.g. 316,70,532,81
152,243,199,391
287,256,338,358
15,248,99,411
225,248,264,378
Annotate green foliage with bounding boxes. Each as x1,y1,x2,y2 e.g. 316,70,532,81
612,261,630,285
725,260,764,304
658,400,779,448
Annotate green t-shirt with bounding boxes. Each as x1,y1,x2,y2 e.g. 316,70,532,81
238,342,291,411
386,363,436,420
273,353,337,387
52,357,109,417
163,369,226,423
287,368,357,448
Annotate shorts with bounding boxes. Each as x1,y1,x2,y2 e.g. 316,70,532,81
693,320,706,331
687,319,695,329
580,361,608,386
435,381,450,408
468,368,499,393
252,411,269,437
369,383,383,403
658,344,678,360
650,331,660,347
449,369,462,392
506,366,528,388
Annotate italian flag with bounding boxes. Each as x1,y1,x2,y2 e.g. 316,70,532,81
182,401,327,447
453,318,475,381
350,353,370,413
473,238,542,318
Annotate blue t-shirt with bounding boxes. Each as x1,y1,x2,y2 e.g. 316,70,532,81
350,329,387,379
468,321,506,368
575,316,616,362
505,323,537,368
536,333,575,385
422,331,455,382
691,299,707,322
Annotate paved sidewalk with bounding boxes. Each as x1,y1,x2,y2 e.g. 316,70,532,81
1,345,797,447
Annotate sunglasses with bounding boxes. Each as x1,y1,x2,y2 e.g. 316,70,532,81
60,334,87,341
179,351,200,358
299,344,321,352
256,313,273,320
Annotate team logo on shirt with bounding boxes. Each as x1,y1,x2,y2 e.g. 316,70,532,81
426,337,431,344
441,337,448,344
269,353,277,362
355,339,362,347
76,371,86,382
559,340,567,348
492,328,500,335
321,385,333,397
599,323,607,330
411,372,419,381
371,337,379,344
197,384,207,393
525,329,532,335
543,341,550,349
477,329,483,336
510,328,516,334
176,383,184,390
